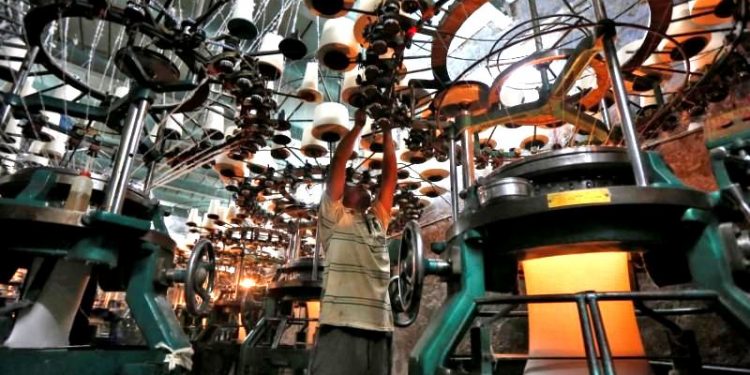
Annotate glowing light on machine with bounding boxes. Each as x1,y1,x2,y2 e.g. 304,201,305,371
240,278,257,289
306,301,320,344
522,250,651,375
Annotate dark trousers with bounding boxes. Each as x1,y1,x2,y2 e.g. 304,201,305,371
308,325,392,375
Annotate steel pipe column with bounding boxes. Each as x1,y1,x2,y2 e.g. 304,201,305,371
103,91,152,213
600,99,612,130
0,46,39,129
592,0,648,186
457,110,475,190
448,127,460,222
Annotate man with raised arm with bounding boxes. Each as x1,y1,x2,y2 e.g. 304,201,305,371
309,109,398,375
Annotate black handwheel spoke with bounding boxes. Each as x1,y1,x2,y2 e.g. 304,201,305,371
185,239,216,316
391,220,424,328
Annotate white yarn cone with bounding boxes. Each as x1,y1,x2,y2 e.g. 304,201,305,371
297,62,323,103
303,0,354,19
353,0,383,45
272,129,292,145
657,3,711,62
317,18,359,72
301,125,328,158
163,113,184,140
418,158,450,182
207,199,223,220
311,102,351,142
341,67,365,106
214,152,247,178
690,0,733,25
248,149,277,173
257,32,285,80
186,208,201,227
270,142,291,160
228,0,258,40
203,105,225,141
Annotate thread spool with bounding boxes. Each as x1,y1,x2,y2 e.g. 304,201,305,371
207,199,223,220
201,213,216,232
227,0,258,40
340,67,366,107
301,125,328,158
317,18,359,72
297,62,323,103
419,185,447,198
688,31,726,73
213,206,228,225
312,102,351,142
617,40,667,92
248,149,276,173
353,0,383,45
163,113,184,140
270,142,291,160
203,105,226,141
222,174,241,193
399,147,428,164
225,205,240,225
271,129,292,145
303,0,354,19
690,0,734,25
658,3,711,62
418,158,449,182
639,90,659,109
214,153,247,178
279,31,308,60
186,208,201,227
257,32,285,80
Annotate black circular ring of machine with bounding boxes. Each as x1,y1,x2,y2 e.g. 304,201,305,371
0,167,154,217
0,168,176,286
267,257,324,301
452,147,712,291
429,0,673,85
23,0,209,112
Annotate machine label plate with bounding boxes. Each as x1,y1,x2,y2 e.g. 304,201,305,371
547,188,611,208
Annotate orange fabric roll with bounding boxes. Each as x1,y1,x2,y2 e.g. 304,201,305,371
522,251,651,375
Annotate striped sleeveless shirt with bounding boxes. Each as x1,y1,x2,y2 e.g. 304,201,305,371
317,193,393,332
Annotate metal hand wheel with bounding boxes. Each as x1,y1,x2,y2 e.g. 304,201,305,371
389,220,424,327
185,239,216,316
